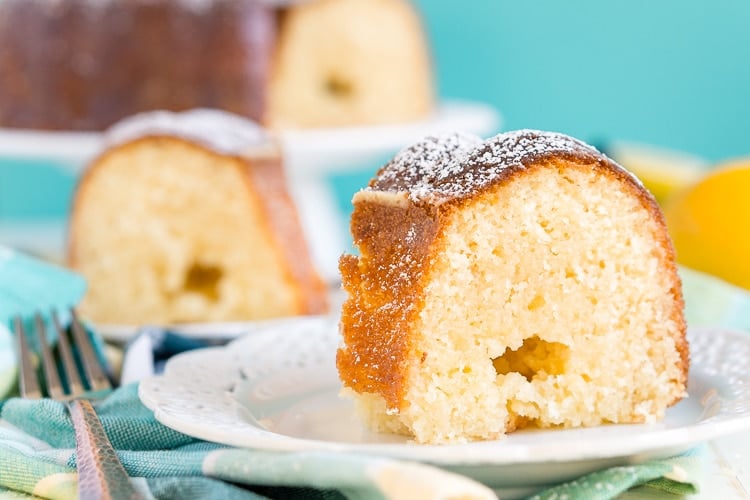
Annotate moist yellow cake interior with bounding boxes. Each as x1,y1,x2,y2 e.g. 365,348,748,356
268,0,432,128
348,160,685,444
73,139,298,324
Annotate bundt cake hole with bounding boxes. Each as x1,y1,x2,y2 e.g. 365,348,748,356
492,336,570,382
324,75,354,98
183,262,224,301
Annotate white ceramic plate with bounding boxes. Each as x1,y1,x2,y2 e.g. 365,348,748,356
0,100,500,176
95,289,346,343
95,315,317,345
138,317,750,491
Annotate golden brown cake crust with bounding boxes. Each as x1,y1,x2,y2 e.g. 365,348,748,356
370,130,653,206
0,0,275,131
338,197,441,405
242,153,329,315
337,130,688,411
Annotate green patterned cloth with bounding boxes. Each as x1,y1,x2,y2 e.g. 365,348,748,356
0,384,498,500
1,246,748,499
0,384,705,500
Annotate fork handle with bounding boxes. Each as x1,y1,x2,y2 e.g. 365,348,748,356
69,399,144,500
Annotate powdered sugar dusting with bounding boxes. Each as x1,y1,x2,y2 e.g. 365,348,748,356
105,108,273,156
471,129,599,170
369,132,483,201
368,129,608,203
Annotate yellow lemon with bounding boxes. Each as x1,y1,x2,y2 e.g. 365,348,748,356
664,158,750,290
606,142,706,204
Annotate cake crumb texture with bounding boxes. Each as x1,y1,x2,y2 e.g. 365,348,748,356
69,112,328,324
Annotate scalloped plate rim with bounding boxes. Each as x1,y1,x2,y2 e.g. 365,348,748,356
138,319,750,467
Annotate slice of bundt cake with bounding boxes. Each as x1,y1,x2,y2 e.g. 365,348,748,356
68,109,328,325
337,130,688,444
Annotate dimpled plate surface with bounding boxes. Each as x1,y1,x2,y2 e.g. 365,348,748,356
138,317,750,490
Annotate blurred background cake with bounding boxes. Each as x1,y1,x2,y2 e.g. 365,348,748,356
68,109,329,325
0,0,433,131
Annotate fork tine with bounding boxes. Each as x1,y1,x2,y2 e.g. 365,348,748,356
69,308,111,392
52,310,85,397
34,312,64,400
13,315,42,399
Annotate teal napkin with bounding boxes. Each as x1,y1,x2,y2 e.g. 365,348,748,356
0,385,499,500
0,384,705,500
529,450,703,500
0,245,86,325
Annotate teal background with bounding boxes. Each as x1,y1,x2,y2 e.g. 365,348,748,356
2,0,750,221
0,159,76,218
415,0,750,162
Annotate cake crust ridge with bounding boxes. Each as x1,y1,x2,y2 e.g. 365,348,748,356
367,129,641,205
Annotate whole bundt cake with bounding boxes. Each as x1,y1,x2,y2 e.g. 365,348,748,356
0,0,432,131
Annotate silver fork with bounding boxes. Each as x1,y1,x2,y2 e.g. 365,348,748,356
14,308,144,500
